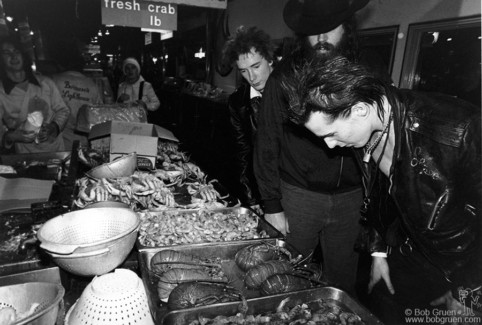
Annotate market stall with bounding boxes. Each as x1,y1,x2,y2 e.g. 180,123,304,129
0,119,381,324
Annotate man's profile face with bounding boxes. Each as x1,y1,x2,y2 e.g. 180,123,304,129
236,47,273,93
306,24,346,57
304,107,372,149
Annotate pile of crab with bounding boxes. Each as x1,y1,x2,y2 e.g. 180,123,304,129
74,157,229,210
138,209,268,247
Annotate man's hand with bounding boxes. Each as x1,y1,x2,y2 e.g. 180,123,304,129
430,290,480,324
264,212,289,236
431,291,468,314
5,128,36,144
250,204,263,216
37,122,58,142
368,256,395,294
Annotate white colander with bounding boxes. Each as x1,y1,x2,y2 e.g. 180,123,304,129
65,268,154,325
0,282,64,325
37,207,140,255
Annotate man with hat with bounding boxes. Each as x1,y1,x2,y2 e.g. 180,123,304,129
253,0,387,295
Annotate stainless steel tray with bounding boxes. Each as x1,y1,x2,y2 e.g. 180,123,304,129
139,238,301,323
161,286,383,325
137,207,283,250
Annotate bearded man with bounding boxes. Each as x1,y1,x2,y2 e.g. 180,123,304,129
253,0,389,294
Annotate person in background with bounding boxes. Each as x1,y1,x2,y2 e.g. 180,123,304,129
0,35,69,153
53,41,103,150
222,26,275,210
117,57,160,112
253,0,376,294
280,55,481,324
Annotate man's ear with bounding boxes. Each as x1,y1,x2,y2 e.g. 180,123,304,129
352,102,370,118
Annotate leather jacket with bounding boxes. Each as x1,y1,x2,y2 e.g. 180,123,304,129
228,83,261,205
362,88,481,291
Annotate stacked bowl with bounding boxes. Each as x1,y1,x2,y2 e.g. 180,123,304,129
37,207,140,277
65,269,154,325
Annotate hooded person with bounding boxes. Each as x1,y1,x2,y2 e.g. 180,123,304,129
117,57,160,112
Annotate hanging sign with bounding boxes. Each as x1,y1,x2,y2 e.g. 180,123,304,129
155,0,227,9
102,0,178,31
145,32,152,45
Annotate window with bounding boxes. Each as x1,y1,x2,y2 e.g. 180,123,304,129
400,16,481,107
358,26,398,76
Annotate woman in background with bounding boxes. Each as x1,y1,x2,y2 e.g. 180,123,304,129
116,57,160,112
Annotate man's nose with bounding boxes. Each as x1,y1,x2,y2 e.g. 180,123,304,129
317,33,328,42
248,71,256,82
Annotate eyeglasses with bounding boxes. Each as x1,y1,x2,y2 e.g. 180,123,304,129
1,50,22,57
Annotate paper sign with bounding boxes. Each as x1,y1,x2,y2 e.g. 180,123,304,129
160,0,227,9
102,0,178,31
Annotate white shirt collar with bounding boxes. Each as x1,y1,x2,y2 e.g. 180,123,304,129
250,87,262,99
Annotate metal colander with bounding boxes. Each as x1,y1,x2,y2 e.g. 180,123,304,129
65,269,154,325
0,282,64,325
37,207,140,255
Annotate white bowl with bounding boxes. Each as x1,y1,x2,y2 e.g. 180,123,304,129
85,153,137,179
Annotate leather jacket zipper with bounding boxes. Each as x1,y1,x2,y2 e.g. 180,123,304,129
427,189,449,230
336,156,343,187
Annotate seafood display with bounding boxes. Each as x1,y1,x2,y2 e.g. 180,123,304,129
235,242,295,271
186,297,365,325
150,249,227,301
244,260,294,289
74,142,231,210
234,242,323,295
167,282,246,310
137,208,270,247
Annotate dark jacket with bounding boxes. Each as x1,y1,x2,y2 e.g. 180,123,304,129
254,55,362,214
228,83,261,205
363,88,481,291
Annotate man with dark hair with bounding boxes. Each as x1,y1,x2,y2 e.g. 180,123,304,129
253,0,377,294
281,55,481,324
222,26,275,208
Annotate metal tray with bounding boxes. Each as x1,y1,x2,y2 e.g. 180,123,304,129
139,238,302,323
161,286,383,325
136,207,283,250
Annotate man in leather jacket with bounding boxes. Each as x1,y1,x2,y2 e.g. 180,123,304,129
280,55,481,324
222,26,275,207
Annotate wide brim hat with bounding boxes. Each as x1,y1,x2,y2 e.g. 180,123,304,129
283,0,370,35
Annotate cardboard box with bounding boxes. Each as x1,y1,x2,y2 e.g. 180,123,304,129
88,121,178,169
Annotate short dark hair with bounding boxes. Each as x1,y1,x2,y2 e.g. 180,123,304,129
281,55,388,125
222,26,275,67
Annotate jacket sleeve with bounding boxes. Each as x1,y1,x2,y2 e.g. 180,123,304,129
450,113,482,296
253,75,284,213
45,77,70,131
228,96,257,205
142,82,160,112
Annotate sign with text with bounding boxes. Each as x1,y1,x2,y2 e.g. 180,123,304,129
102,0,177,31
154,0,226,9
